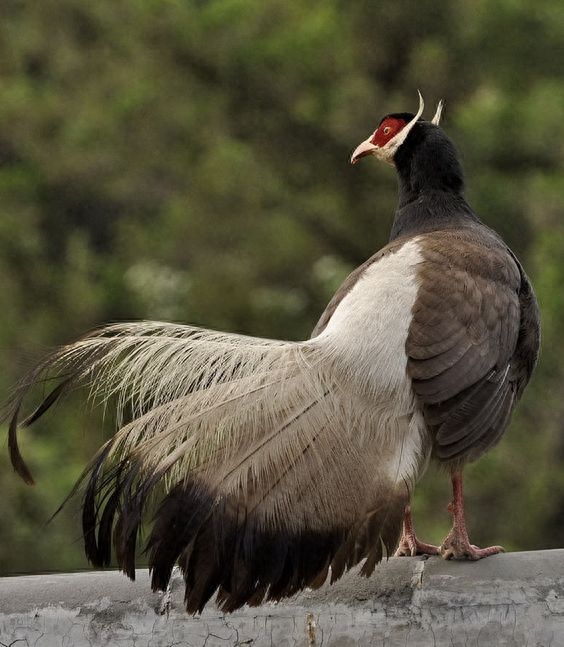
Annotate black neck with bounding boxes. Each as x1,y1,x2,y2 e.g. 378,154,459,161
389,122,479,241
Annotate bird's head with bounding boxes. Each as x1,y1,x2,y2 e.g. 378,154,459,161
351,92,444,166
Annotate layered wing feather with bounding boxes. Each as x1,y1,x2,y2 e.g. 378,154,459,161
407,230,525,461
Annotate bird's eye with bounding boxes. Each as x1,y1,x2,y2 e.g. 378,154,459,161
383,126,391,135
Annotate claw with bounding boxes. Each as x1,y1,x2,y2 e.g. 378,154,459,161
394,505,439,557
440,541,504,561
395,535,440,557
439,471,505,561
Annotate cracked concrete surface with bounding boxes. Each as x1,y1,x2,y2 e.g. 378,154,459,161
1,550,564,646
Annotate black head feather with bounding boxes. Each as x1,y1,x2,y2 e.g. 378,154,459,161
394,121,465,197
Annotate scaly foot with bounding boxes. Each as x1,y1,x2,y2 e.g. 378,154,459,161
395,531,440,557
439,474,504,560
394,504,440,557
439,526,504,560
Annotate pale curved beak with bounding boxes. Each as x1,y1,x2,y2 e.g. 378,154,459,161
351,137,378,165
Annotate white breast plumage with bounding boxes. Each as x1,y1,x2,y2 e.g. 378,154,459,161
314,238,429,485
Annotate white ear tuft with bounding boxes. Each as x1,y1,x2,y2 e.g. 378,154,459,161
431,100,444,125
375,91,426,162
415,90,425,121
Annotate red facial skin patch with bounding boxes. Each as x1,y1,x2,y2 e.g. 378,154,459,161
371,117,407,147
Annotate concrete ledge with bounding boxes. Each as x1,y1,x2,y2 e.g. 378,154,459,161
1,550,564,646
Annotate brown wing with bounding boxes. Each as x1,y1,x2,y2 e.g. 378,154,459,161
407,229,523,462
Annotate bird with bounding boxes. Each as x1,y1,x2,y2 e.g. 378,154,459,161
6,92,540,613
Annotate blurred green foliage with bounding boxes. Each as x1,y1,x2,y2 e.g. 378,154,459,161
1,0,564,574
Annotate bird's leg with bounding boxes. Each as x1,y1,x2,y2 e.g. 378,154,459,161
439,471,505,560
394,504,439,557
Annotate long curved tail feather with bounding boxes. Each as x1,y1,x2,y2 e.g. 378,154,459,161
6,320,414,612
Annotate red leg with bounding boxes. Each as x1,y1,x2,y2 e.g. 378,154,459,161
395,504,439,557
439,471,504,560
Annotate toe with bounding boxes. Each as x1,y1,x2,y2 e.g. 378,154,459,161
440,542,505,560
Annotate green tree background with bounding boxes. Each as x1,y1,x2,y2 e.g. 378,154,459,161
1,0,563,574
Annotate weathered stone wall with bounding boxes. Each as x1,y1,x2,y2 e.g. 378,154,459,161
1,550,563,646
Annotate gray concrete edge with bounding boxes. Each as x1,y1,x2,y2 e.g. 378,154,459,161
1,549,564,646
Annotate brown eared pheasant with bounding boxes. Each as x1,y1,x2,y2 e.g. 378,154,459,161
7,93,540,613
